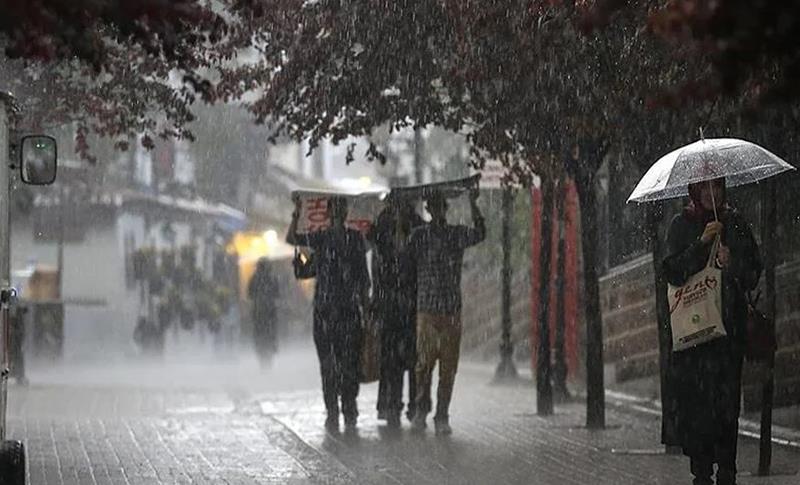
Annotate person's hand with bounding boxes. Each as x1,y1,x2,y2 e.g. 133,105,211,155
700,221,723,244
292,196,302,220
716,245,731,268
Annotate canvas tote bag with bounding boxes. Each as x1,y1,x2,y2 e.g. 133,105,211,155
668,238,727,352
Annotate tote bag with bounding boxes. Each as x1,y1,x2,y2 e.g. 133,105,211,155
359,310,380,383
668,239,727,352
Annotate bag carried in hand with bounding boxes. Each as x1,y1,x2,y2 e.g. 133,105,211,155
744,291,776,362
360,309,380,384
293,247,316,280
668,239,727,352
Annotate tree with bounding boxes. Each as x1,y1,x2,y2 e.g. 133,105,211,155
208,0,698,428
584,0,800,106
0,0,243,159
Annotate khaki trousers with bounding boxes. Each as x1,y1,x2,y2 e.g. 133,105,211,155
414,312,461,421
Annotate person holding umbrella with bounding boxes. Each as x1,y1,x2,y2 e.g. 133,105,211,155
629,138,793,485
663,177,761,485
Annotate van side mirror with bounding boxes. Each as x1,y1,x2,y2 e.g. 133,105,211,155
20,135,57,185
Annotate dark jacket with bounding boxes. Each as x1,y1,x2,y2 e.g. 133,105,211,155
368,208,424,317
662,207,761,458
248,260,279,325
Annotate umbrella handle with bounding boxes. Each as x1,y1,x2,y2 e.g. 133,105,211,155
708,180,719,222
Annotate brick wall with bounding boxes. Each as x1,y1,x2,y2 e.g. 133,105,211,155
600,254,800,412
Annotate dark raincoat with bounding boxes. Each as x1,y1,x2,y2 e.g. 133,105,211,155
368,205,424,417
662,206,761,467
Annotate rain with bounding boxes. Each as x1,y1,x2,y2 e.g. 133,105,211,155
0,2,799,485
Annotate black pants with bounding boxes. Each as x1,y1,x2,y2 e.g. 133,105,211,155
313,304,362,419
377,324,416,417
253,308,278,360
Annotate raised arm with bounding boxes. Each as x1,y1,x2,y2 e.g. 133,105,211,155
286,196,313,247
460,189,486,248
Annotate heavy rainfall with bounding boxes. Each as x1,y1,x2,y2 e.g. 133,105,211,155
0,2,799,485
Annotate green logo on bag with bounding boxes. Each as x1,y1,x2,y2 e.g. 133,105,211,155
692,314,701,324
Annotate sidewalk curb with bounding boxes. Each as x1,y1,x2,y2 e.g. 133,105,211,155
604,389,800,450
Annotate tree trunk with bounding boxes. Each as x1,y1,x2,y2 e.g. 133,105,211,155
647,203,680,450
576,170,605,429
537,177,555,416
495,187,518,380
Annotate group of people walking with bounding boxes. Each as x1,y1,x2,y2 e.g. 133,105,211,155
276,173,762,484
286,189,485,434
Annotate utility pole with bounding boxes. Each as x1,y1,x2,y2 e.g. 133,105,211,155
494,187,518,381
759,178,776,476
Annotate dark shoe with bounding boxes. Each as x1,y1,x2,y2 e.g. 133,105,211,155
387,413,401,429
716,468,736,485
411,414,427,433
434,419,452,436
406,408,415,423
325,415,339,433
377,409,387,421
344,414,357,430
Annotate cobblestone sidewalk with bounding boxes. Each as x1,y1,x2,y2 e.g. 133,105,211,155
5,353,800,485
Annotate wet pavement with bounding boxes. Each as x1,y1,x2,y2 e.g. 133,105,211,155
6,343,800,485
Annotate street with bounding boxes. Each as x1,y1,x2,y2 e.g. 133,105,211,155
6,342,799,485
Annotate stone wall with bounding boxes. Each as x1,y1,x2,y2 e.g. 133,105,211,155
600,254,800,412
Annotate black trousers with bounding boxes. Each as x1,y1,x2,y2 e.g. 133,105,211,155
313,304,362,419
376,306,416,417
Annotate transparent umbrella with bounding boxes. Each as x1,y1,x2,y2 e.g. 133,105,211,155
627,138,795,203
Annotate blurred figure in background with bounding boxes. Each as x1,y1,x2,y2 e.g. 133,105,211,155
368,195,424,428
287,196,369,432
248,258,281,367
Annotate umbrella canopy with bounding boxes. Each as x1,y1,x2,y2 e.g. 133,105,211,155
627,138,795,203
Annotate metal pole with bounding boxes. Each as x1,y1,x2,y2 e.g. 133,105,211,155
494,187,518,381
759,178,776,476
57,184,64,298
0,98,11,439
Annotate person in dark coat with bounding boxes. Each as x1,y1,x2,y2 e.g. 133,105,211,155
248,258,280,367
287,196,369,432
368,195,424,428
662,177,761,485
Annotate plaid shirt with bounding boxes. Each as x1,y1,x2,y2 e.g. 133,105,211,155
410,221,485,315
